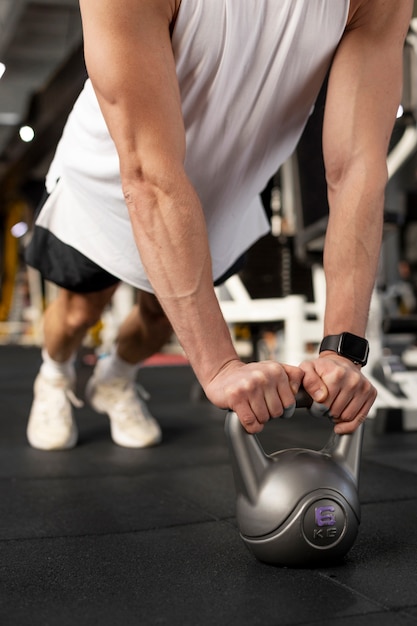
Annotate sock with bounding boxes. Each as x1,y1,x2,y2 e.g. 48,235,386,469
95,348,140,383
40,349,76,382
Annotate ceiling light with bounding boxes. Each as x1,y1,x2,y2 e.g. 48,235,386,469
19,125,35,142
0,62,5,79
10,222,29,238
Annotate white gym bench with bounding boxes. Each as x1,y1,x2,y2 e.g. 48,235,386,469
215,266,326,366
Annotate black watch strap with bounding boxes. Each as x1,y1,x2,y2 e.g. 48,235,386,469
319,332,369,367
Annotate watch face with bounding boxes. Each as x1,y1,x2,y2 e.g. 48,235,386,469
339,332,369,364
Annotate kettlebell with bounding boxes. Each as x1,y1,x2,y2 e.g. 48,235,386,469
225,391,364,567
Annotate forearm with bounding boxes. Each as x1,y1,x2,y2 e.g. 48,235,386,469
323,165,385,337
124,169,239,387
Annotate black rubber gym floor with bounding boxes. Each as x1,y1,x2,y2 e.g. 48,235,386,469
1,345,416,626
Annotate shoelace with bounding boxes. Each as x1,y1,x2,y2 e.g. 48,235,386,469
135,383,151,402
66,388,84,409
134,383,154,421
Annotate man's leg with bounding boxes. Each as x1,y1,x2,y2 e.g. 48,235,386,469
44,285,119,362
27,285,118,450
116,290,173,363
86,290,173,448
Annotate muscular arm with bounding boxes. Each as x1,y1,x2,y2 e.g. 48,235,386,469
79,0,236,381
78,0,302,430
322,0,413,335
301,0,413,431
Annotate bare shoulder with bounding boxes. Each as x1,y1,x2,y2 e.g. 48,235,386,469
346,0,413,35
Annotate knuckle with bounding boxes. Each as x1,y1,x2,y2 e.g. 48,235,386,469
244,419,264,434
350,370,362,388
239,411,256,429
258,410,271,424
275,367,289,383
356,413,368,425
252,368,269,386
242,417,255,429
327,367,346,386
264,360,285,378
226,387,241,405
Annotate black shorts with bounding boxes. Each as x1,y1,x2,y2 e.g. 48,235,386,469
25,224,120,293
25,192,246,294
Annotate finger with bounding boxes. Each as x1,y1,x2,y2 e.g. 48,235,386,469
331,381,376,433
309,401,333,420
282,364,304,396
299,360,329,403
332,392,375,430
248,393,275,425
235,404,264,434
245,362,295,420
281,403,296,419
267,384,296,420
275,364,303,412
246,380,293,423
334,410,368,434
327,376,376,422
249,378,291,422
334,394,365,422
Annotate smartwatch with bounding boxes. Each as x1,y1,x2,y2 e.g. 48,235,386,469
319,332,369,367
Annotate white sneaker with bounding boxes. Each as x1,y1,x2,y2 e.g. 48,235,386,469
27,372,81,450
86,371,162,448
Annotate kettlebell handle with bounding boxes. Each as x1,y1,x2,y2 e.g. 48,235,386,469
225,387,364,502
283,386,332,420
292,387,313,409
289,390,364,483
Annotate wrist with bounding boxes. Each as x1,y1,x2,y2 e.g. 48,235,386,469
319,332,369,367
184,331,240,389
319,350,363,370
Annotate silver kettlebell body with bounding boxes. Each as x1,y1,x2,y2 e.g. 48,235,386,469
225,409,364,567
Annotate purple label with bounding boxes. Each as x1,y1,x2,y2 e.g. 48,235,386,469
315,505,336,527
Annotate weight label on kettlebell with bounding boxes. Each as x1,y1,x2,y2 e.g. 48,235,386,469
315,505,336,527
302,499,347,548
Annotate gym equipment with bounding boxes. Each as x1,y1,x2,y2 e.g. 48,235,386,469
225,391,364,567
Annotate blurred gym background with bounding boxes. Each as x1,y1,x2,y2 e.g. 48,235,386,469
1,1,417,429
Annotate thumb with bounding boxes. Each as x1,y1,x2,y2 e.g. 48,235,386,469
301,368,328,403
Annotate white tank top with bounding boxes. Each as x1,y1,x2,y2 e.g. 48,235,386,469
39,0,349,291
